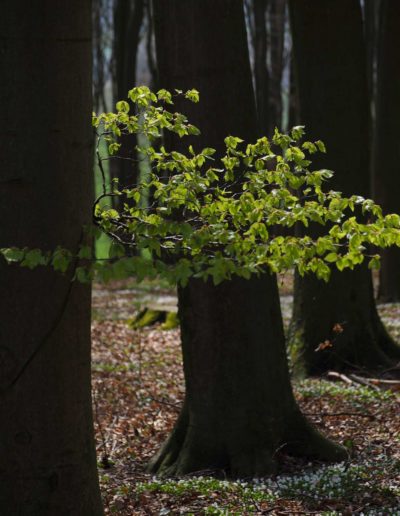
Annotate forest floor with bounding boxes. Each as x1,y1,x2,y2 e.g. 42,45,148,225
91,276,400,515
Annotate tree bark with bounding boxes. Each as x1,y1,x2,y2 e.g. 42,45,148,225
149,0,346,478
253,0,270,136
111,0,145,193
363,0,381,109
269,0,286,132
288,0,400,376
374,1,400,302
0,2,103,514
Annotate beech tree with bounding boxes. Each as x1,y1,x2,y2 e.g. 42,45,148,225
288,0,400,375
374,0,400,302
146,0,346,477
0,2,103,514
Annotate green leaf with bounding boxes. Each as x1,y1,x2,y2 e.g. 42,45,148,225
156,89,173,104
116,100,130,113
224,135,244,149
21,249,48,269
1,247,25,263
74,266,92,283
325,252,338,263
368,255,381,270
315,140,326,153
78,245,92,260
52,248,72,273
291,125,305,141
185,89,200,103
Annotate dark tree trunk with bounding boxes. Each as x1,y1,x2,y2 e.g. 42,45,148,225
145,0,158,91
111,0,145,192
374,1,400,302
288,55,300,129
252,0,286,135
363,0,381,109
149,0,346,478
0,2,103,514
288,0,400,376
269,0,286,131
253,0,270,136
93,0,108,113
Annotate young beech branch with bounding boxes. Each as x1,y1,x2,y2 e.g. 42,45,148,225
3,86,400,287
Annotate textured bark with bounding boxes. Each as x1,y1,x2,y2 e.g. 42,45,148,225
111,0,145,192
374,1,400,302
288,0,400,376
0,2,103,514
149,0,346,477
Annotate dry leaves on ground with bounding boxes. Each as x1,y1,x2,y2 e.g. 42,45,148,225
91,282,400,515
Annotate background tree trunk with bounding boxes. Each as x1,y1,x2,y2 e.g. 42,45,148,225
253,0,270,136
374,0,400,302
111,0,145,193
149,0,346,478
268,0,286,132
288,0,400,376
0,2,103,513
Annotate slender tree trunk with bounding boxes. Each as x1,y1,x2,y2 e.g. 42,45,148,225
149,0,346,478
145,0,158,91
111,0,145,192
253,0,270,136
0,2,103,514
374,1,400,302
288,0,400,376
269,0,286,131
364,0,381,110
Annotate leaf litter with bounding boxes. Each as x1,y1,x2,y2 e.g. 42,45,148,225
92,279,400,515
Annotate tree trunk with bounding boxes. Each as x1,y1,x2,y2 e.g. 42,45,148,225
269,0,286,132
111,0,145,192
288,0,400,376
149,0,346,478
0,2,103,514
363,0,381,110
253,0,270,136
288,55,300,129
374,1,400,302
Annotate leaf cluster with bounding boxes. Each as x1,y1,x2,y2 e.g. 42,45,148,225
2,86,400,285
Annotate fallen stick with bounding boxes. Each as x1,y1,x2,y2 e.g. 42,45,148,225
327,370,354,385
304,411,375,420
350,375,400,392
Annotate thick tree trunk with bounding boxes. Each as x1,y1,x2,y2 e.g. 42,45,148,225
288,0,400,376
149,0,346,477
0,2,103,514
150,277,345,476
374,1,400,302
